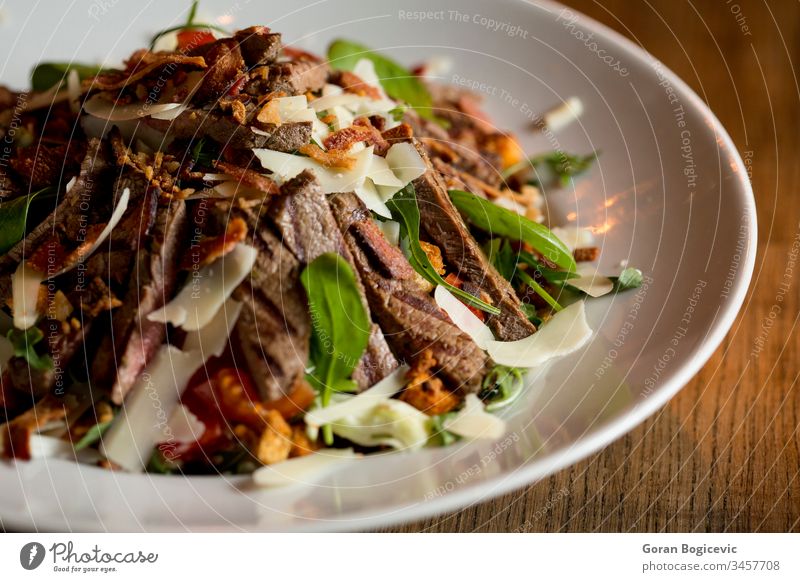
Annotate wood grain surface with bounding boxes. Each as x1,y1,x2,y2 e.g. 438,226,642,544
386,0,800,533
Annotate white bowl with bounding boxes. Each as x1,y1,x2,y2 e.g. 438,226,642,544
0,0,755,531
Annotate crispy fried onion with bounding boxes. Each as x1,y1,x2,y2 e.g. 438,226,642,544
179,217,248,270
213,161,280,195
336,71,382,100
323,120,388,154
400,350,462,415
297,143,356,169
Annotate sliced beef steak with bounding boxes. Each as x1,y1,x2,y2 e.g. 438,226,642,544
145,108,311,152
233,27,282,67
222,202,310,402
411,142,536,342
329,192,489,393
92,196,188,404
268,171,398,390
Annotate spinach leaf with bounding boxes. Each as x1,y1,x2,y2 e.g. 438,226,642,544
502,151,598,186
31,63,108,92
301,253,372,445
73,419,113,451
6,327,52,371
387,184,500,315
448,189,577,272
611,267,644,291
481,365,526,412
327,39,442,124
301,253,371,395
0,187,55,255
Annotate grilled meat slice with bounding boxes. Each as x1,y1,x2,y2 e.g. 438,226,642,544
411,142,536,341
145,108,311,152
403,111,502,188
268,171,398,390
329,192,489,393
190,39,247,105
91,196,188,404
233,27,282,67
222,203,311,402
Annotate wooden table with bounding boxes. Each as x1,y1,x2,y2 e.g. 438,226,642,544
387,0,800,532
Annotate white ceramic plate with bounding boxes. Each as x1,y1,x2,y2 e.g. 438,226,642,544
0,0,755,531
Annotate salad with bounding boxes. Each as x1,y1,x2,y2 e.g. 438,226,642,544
0,4,641,485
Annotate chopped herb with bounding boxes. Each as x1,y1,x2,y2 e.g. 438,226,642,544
73,419,113,451
611,267,644,291
502,150,598,187
481,365,525,412
427,413,459,447
0,187,55,255
30,63,109,92
301,253,372,444
518,271,563,312
149,1,228,50
388,184,500,315
6,327,53,371
327,39,446,125
448,189,576,272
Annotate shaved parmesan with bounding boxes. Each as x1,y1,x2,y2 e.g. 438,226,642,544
182,298,242,356
83,94,184,121
150,103,189,120
355,179,392,218
544,96,584,132
385,142,426,184
254,145,373,192
304,365,409,428
443,394,506,440
434,286,494,349
11,262,44,329
53,187,130,278
273,95,316,123
148,244,256,331
353,59,387,98
568,265,614,298
329,398,430,451
101,301,241,472
368,154,404,188
253,448,359,488
550,226,595,252
100,345,203,472
486,301,592,368
377,219,400,246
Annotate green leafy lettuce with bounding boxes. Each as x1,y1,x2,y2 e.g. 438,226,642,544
0,187,55,255
6,327,52,371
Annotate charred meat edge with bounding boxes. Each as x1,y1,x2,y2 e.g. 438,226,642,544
268,170,398,390
330,191,489,393
411,141,536,342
